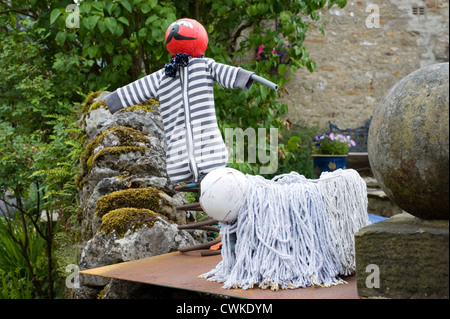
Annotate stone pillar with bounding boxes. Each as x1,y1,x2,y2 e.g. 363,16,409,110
357,63,449,299
73,92,203,299
356,213,449,299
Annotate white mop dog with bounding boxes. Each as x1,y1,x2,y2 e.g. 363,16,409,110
199,168,369,290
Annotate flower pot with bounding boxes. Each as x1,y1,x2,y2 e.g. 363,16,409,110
312,154,347,178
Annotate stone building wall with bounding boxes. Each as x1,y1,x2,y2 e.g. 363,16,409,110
280,0,449,130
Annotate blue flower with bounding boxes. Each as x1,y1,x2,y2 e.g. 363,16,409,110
312,134,324,142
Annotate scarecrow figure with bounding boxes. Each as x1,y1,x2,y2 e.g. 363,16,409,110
105,18,277,184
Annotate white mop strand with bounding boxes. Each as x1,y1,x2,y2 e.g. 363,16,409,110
200,169,369,290
316,169,370,275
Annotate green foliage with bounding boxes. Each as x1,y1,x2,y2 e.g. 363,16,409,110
270,123,320,179
0,218,47,299
0,111,82,298
0,11,84,297
0,270,33,299
0,27,86,127
0,104,82,298
49,0,177,90
0,220,36,273
313,138,350,155
0,111,83,205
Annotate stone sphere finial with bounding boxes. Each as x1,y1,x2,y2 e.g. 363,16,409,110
368,63,449,220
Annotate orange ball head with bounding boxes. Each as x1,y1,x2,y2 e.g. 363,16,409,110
165,18,208,58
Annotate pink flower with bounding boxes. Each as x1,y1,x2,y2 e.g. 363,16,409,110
256,45,265,60
337,134,347,143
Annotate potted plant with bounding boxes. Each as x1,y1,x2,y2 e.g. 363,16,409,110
311,132,356,177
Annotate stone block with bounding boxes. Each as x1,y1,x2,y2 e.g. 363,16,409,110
355,213,449,299
367,189,404,218
347,152,372,177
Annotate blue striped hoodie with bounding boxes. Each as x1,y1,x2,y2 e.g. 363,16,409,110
105,57,254,183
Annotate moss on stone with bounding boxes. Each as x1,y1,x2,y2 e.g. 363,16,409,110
99,207,163,238
97,285,108,299
94,187,175,222
82,91,103,113
77,126,152,188
76,94,161,189
116,174,131,180
82,93,158,115
81,126,151,170
76,145,149,189
88,146,149,169
75,174,89,189
118,98,159,113
86,100,107,114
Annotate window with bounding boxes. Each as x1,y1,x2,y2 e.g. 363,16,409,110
412,5,426,16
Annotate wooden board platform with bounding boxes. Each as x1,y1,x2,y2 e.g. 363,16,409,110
80,250,359,299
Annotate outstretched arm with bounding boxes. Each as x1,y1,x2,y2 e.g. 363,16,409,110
104,69,163,114
207,59,278,92
250,74,278,91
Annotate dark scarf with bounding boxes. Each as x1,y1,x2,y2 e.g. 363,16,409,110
164,53,190,77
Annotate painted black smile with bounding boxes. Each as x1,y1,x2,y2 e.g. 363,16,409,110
165,23,197,44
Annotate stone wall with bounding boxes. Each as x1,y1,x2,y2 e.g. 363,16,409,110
280,0,449,130
74,92,204,299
